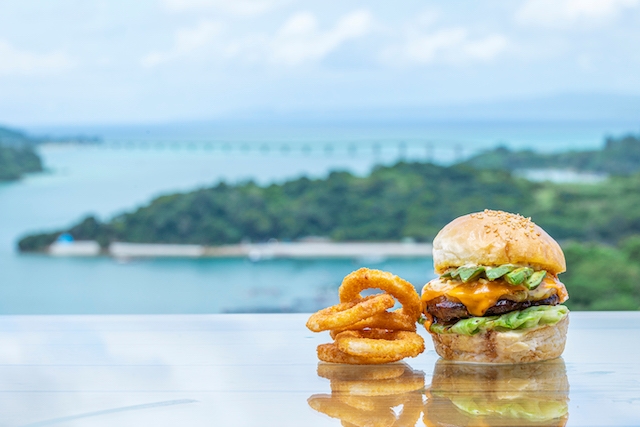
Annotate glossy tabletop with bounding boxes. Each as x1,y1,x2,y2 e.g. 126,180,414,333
0,312,638,426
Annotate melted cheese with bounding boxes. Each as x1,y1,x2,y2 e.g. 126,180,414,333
422,312,434,331
421,274,568,317
548,275,569,303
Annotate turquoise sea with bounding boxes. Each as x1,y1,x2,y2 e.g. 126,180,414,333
1,122,635,314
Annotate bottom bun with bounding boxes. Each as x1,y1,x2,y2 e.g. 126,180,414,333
430,315,569,364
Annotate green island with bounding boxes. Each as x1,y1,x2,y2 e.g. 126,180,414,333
0,145,42,181
17,133,640,310
0,126,43,181
0,123,104,181
0,126,36,147
463,133,640,174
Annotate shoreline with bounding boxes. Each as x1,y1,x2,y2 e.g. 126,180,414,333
47,240,433,259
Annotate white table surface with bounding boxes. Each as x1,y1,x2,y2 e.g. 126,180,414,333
0,312,638,426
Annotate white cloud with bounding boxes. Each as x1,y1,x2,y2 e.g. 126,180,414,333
141,10,372,68
386,27,508,65
268,10,373,65
219,9,374,66
163,0,283,15
141,21,221,67
516,0,640,28
0,40,73,75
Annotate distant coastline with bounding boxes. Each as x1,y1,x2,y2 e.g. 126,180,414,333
0,145,42,181
46,240,433,260
0,124,101,181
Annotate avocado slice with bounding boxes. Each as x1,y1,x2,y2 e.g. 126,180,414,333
485,264,517,280
440,270,454,279
457,266,486,282
504,267,534,285
525,270,547,290
449,268,462,279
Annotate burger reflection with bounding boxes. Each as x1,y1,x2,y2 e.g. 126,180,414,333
308,362,425,427
424,358,569,427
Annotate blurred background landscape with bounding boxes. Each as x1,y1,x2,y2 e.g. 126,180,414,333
1,1,640,314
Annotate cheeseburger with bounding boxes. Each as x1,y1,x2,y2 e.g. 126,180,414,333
421,209,569,363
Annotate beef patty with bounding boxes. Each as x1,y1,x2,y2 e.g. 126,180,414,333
425,294,560,324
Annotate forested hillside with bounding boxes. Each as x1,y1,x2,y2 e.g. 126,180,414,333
17,160,640,250
18,163,532,249
0,126,35,147
464,133,640,175
0,144,43,181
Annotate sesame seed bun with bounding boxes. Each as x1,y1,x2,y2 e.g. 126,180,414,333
432,210,566,275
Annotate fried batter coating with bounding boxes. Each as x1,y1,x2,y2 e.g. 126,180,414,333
306,294,395,332
339,268,422,322
334,330,425,360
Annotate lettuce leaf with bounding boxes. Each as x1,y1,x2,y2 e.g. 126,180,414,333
430,305,569,336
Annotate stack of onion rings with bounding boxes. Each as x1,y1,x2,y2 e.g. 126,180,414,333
306,268,425,364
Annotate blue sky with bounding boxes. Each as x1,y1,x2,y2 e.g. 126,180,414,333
1,0,640,126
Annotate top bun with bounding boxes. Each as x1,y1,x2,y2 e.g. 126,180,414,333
432,210,566,275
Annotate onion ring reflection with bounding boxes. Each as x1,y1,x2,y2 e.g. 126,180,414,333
309,362,425,427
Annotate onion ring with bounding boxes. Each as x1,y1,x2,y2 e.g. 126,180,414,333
317,343,405,365
335,330,425,360
329,311,416,339
306,294,395,332
339,268,422,323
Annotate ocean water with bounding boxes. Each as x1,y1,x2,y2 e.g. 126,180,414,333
1,122,634,314
0,256,433,314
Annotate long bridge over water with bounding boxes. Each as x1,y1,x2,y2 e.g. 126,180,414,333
79,139,482,164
